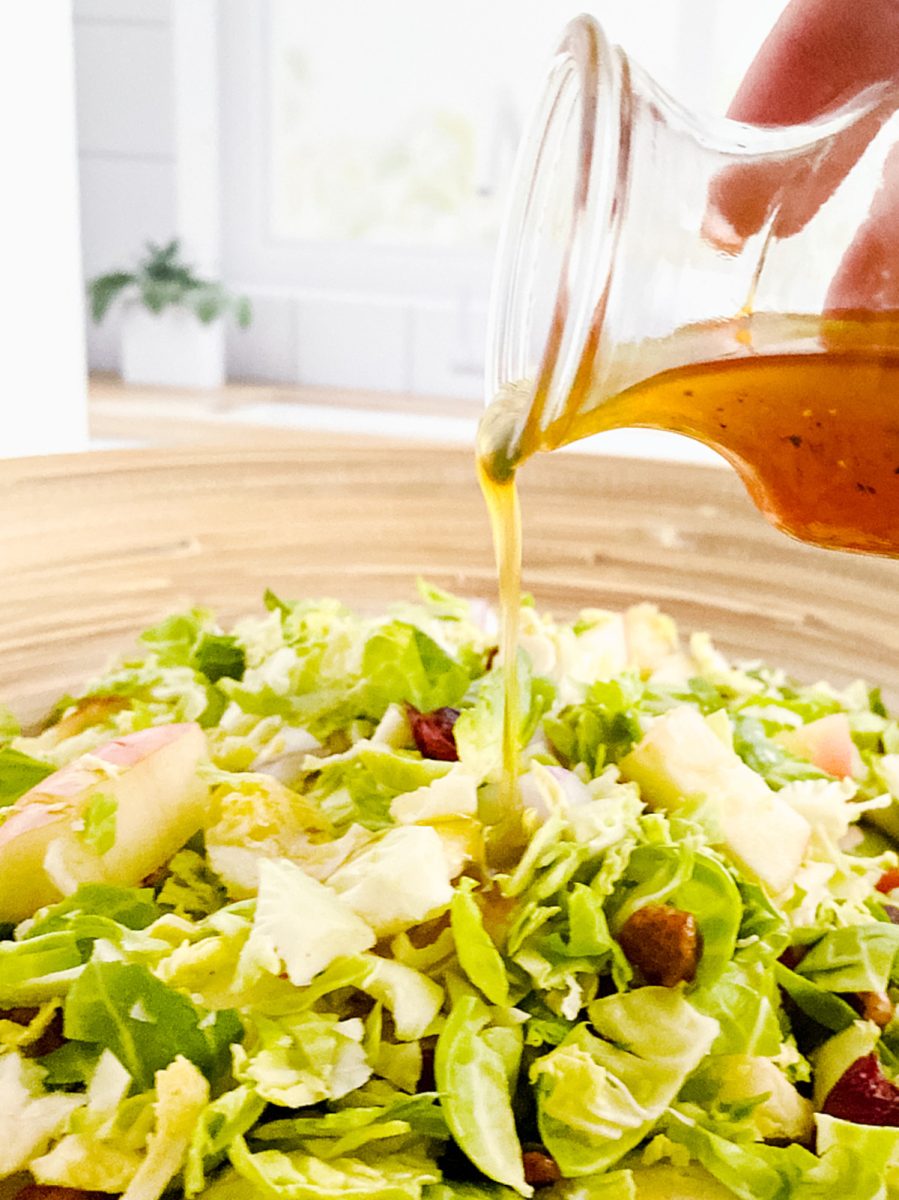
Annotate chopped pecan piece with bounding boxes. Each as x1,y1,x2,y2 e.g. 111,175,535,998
47,694,130,741
618,904,702,987
407,705,460,761
855,990,895,1029
522,1150,562,1187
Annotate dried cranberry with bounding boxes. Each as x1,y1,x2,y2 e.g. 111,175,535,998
852,991,895,1029
407,705,460,761
876,867,899,895
15,1188,115,1200
778,945,809,971
26,1011,65,1058
823,1053,899,1126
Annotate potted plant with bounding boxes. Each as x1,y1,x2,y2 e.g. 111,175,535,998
87,240,252,389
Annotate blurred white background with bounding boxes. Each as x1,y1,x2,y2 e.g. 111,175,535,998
5,0,791,455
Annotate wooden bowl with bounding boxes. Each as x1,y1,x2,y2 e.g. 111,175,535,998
4,441,899,727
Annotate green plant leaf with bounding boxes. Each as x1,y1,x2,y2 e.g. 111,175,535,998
88,240,252,330
87,271,135,323
140,278,181,314
142,239,187,281
234,296,253,328
188,284,228,324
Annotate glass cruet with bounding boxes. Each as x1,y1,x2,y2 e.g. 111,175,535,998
481,14,899,553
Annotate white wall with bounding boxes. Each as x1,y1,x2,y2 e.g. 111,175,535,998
74,0,177,372
1,3,87,457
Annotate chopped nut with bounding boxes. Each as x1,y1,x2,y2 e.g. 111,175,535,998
47,694,130,741
856,991,895,1029
522,1150,562,1187
618,904,702,987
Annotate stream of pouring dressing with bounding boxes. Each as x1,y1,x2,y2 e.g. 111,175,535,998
476,383,532,852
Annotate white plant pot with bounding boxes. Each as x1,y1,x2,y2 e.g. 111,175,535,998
121,306,225,389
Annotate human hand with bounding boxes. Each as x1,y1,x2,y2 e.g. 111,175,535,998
712,0,899,310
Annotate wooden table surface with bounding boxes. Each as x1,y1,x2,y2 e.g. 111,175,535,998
4,438,899,726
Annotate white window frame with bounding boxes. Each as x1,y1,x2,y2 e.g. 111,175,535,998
218,0,494,300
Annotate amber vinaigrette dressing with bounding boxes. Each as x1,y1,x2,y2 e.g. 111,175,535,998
477,311,899,828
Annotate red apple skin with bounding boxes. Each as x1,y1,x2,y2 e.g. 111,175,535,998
0,723,208,923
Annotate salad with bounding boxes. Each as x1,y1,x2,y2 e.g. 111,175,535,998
4,582,899,1200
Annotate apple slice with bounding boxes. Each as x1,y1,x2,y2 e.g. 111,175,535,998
777,713,864,779
0,723,208,922
620,706,811,896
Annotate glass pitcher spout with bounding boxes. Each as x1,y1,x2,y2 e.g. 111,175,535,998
483,13,899,487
